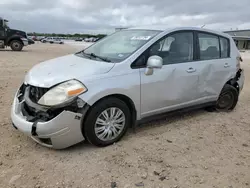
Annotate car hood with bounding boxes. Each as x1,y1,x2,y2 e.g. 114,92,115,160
25,54,115,88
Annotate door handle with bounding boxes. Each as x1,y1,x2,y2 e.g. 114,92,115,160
186,67,196,73
224,63,230,68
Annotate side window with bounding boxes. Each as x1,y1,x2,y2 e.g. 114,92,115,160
133,55,146,68
149,32,193,65
220,37,230,58
198,33,220,60
161,37,175,51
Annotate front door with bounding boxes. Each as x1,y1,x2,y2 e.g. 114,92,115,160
139,31,200,118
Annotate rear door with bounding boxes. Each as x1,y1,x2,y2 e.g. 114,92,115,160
195,32,233,101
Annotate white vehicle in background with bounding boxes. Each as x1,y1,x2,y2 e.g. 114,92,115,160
41,37,53,43
84,37,98,42
41,37,64,44
52,38,64,44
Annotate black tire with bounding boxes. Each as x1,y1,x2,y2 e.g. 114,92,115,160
42,40,46,43
215,84,239,112
10,40,23,51
50,41,53,44
84,97,131,147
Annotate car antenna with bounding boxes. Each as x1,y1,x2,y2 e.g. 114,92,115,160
201,24,206,28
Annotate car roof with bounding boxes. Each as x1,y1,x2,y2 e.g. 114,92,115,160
127,25,231,38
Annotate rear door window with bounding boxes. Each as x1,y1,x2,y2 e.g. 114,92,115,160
198,33,220,60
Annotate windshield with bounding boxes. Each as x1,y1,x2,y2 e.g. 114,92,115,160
81,29,161,62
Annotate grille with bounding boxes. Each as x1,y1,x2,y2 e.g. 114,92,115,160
29,85,49,103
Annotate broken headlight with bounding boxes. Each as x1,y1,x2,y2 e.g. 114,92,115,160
38,80,87,106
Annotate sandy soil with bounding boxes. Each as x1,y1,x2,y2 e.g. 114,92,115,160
0,43,249,188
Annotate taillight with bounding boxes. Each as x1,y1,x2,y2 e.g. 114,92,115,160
236,56,242,71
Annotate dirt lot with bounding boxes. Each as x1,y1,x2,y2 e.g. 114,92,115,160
0,44,249,188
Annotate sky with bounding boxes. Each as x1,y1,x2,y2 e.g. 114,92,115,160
0,0,250,34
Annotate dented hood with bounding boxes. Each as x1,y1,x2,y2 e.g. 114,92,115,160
25,54,115,88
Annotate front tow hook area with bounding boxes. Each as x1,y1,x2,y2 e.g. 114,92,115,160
31,120,40,136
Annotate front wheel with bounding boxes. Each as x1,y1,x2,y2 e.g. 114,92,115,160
10,40,23,51
215,84,239,112
84,97,131,147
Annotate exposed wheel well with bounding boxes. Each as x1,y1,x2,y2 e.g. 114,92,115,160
226,79,239,92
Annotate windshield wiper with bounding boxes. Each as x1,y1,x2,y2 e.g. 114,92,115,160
82,52,111,62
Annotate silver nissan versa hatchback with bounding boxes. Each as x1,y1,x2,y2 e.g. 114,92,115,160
11,26,244,149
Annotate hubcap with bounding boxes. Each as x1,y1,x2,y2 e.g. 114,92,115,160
13,42,20,49
95,107,125,141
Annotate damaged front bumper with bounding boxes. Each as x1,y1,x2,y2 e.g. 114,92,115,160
11,85,88,149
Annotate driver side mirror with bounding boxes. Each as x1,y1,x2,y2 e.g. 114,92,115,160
145,55,163,75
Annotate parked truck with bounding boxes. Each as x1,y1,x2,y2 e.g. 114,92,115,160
0,17,28,51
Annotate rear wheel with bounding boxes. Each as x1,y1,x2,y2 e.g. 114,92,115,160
84,97,131,147
10,40,23,51
215,84,239,112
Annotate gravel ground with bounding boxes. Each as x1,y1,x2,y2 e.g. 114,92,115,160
0,43,249,188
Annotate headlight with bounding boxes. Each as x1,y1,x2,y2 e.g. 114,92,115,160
38,80,87,106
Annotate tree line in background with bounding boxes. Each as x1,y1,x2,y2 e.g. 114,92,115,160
27,32,107,39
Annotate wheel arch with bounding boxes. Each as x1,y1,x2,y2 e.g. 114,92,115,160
82,94,137,132
7,36,24,46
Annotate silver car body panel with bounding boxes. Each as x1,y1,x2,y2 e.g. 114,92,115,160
139,61,215,117
11,26,244,149
25,54,115,88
